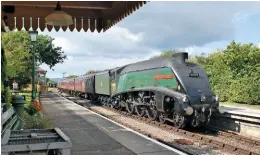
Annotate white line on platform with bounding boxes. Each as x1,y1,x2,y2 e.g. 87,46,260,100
54,92,187,155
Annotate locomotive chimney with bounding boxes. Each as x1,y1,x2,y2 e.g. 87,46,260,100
171,52,188,63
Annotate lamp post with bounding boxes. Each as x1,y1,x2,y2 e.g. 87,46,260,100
29,31,38,102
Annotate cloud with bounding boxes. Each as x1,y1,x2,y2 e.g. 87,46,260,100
178,40,230,56
53,37,79,51
41,50,160,77
118,1,260,49
40,27,161,77
233,12,255,22
38,1,260,78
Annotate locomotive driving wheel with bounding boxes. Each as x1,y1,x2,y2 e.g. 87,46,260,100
102,97,108,106
126,101,135,114
134,96,146,116
146,105,158,121
173,112,187,129
159,112,167,124
116,101,125,111
117,104,124,111
135,106,146,117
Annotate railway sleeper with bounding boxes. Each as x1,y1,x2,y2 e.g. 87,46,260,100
61,92,260,155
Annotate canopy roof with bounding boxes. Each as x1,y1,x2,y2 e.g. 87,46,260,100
1,1,147,33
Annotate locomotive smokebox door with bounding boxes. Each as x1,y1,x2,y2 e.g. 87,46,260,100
171,52,188,63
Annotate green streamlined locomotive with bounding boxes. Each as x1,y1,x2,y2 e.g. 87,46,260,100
58,52,224,128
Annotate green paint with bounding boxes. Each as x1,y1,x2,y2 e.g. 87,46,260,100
117,67,178,92
31,43,36,101
95,73,110,95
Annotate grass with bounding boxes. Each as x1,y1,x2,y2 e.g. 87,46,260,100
48,87,58,92
19,92,39,104
220,102,260,110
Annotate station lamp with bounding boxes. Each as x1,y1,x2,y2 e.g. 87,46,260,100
45,1,73,26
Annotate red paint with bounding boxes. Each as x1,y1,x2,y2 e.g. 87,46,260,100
154,74,173,79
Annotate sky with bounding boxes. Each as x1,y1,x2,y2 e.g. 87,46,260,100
39,1,260,78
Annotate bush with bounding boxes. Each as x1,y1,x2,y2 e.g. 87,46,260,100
229,78,260,104
23,111,53,129
149,41,260,105
5,87,12,108
25,103,39,116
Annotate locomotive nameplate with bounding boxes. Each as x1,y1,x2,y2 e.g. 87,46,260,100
154,74,173,79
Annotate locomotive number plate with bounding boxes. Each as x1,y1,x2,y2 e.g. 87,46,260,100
189,73,199,77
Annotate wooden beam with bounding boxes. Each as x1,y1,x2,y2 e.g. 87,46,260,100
2,6,102,18
1,1,148,32
1,15,110,32
1,1,114,10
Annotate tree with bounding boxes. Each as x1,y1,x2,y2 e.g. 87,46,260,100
147,43,260,104
149,49,185,60
222,41,260,104
2,31,67,77
1,42,9,105
35,35,67,69
1,31,67,89
2,31,31,77
85,70,97,75
67,75,78,78
1,43,7,88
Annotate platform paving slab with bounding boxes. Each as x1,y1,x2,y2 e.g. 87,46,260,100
224,106,260,118
40,93,184,155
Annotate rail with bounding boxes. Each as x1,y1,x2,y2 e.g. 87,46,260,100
59,92,260,155
210,110,260,140
213,111,260,124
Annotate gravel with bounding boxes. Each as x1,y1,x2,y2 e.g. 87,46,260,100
69,99,235,155
202,133,260,154
91,106,238,155
56,93,240,155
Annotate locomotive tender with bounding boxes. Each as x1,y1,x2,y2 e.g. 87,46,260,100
58,52,224,128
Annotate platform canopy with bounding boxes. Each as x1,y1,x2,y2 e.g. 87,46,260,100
1,1,147,33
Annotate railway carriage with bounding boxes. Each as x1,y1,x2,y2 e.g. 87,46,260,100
58,52,224,129
58,78,75,93
74,74,96,99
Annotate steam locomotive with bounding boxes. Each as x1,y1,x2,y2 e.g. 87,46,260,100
57,52,224,128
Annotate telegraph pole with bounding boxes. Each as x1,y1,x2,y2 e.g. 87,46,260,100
62,72,66,78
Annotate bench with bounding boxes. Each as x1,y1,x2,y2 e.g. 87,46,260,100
1,94,72,155
1,94,21,137
1,102,20,137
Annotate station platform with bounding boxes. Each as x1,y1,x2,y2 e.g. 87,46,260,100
40,92,185,155
223,105,260,118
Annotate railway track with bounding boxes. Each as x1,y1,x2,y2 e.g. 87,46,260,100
102,107,260,155
58,92,260,155
210,113,260,142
